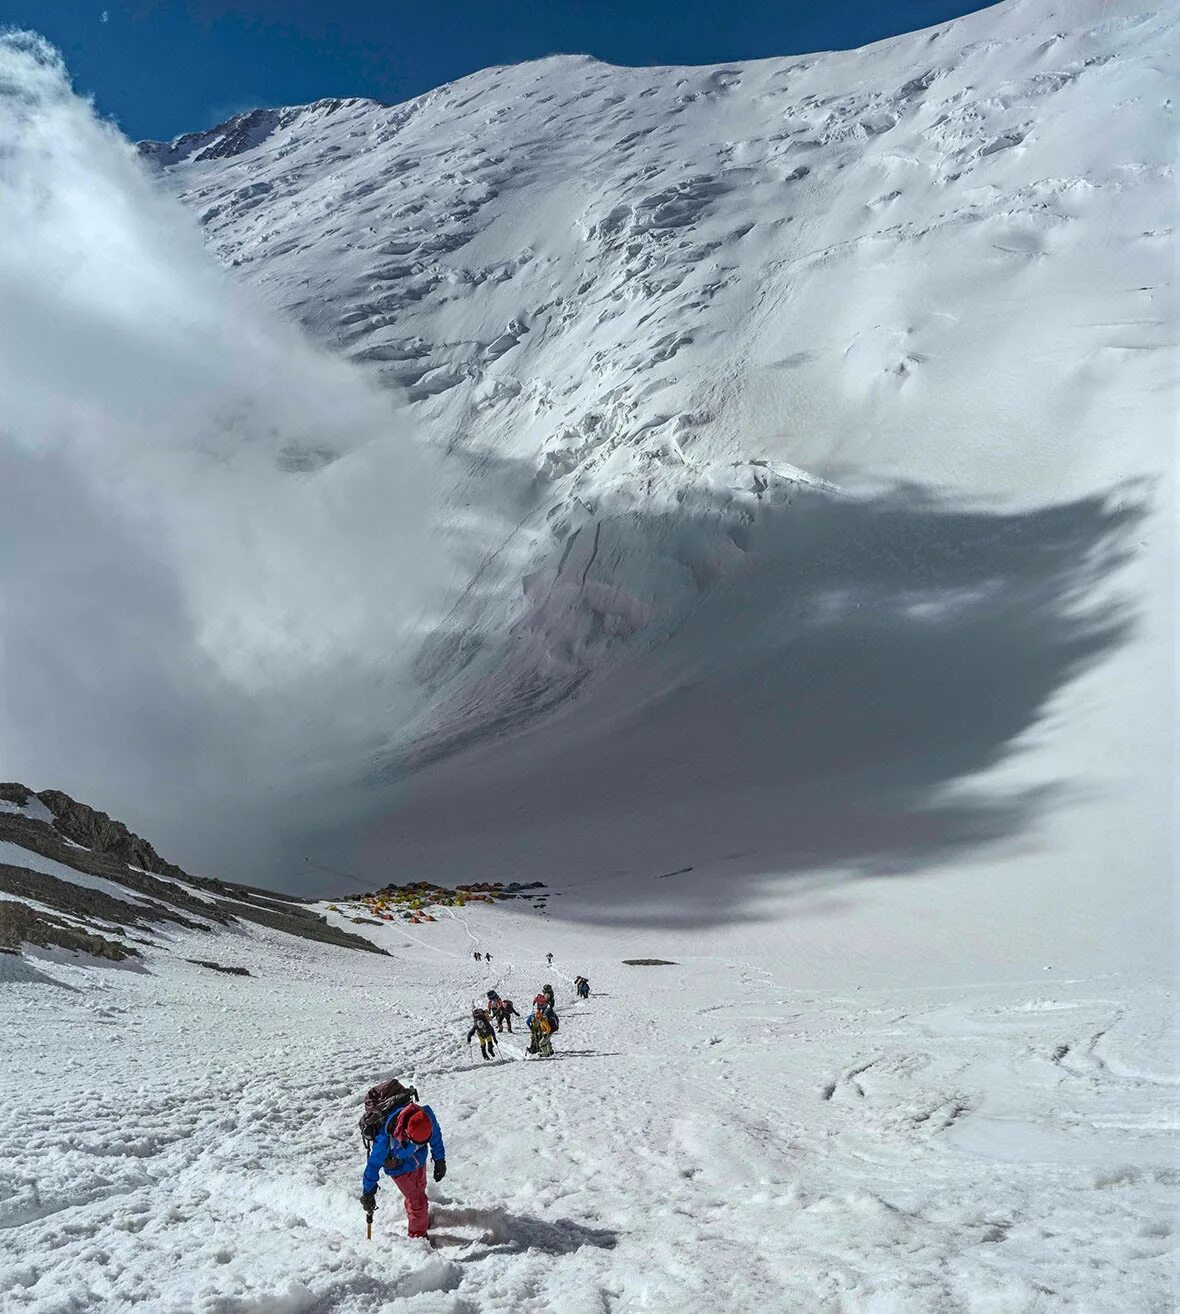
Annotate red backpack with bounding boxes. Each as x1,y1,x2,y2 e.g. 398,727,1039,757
389,1102,430,1147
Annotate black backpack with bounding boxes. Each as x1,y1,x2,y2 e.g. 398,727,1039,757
359,1078,418,1151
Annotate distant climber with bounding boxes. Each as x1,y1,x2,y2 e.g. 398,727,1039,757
485,952,492,963
473,951,482,961
468,1007,498,1060
491,997,518,1032
546,952,554,966
360,1096,446,1240
575,976,590,999
541,983,555,1008
486,989,502,1007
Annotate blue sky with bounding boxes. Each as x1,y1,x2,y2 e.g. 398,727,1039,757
4,0,996,142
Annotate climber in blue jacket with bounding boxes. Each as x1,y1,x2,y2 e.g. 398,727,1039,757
361,1103,446,1238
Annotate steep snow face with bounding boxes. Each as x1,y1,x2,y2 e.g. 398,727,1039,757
146,0,1174,507
144,0,1175,934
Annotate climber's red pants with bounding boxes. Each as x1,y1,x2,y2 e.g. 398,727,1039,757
394,1166,429,1237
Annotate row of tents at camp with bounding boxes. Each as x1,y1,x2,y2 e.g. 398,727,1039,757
327,879,548,926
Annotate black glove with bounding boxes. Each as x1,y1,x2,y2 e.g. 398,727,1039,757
433,1159,447,1182
361,1189,377,1213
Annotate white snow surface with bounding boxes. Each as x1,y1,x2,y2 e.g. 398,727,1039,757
0,898,1175,1313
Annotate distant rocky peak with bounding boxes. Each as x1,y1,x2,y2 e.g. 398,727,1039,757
3,781,184,878
137,97,386,168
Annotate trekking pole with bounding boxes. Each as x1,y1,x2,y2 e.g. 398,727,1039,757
365,1209,374,1241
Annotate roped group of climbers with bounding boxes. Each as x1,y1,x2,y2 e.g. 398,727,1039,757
360,960,593,1242
467,984,565,1059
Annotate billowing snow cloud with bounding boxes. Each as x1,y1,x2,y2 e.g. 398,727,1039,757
0,34,441,877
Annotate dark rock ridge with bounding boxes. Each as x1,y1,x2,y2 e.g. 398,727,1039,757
35,787,195,882
0,860,206,934
0,784,386,962
136,98,386,169
0,900,140,962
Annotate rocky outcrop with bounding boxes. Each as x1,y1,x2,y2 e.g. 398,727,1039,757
0,862,206,934
188,959,251,976
137,98,383,170
0,812,229,924
214,894,388,953
35,789,189,880
0,899,139,961
0,786,388,958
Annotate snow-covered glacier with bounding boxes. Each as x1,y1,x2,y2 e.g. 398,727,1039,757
135,0,1175,954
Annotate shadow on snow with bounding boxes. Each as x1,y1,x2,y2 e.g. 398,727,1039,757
430,1202,619,1258
339,479,1146,926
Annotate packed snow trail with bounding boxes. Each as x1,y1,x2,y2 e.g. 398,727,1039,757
1,896,1174,1314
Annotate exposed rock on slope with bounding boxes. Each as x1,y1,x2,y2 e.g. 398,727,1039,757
0,898,139,961
0,859,207,933
0,783,386,961
36,787,191,880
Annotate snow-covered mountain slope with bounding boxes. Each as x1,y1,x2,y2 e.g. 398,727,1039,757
1,888,1174,1313
0,782,383,963
143,0,1171,515
142,0,1175,957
